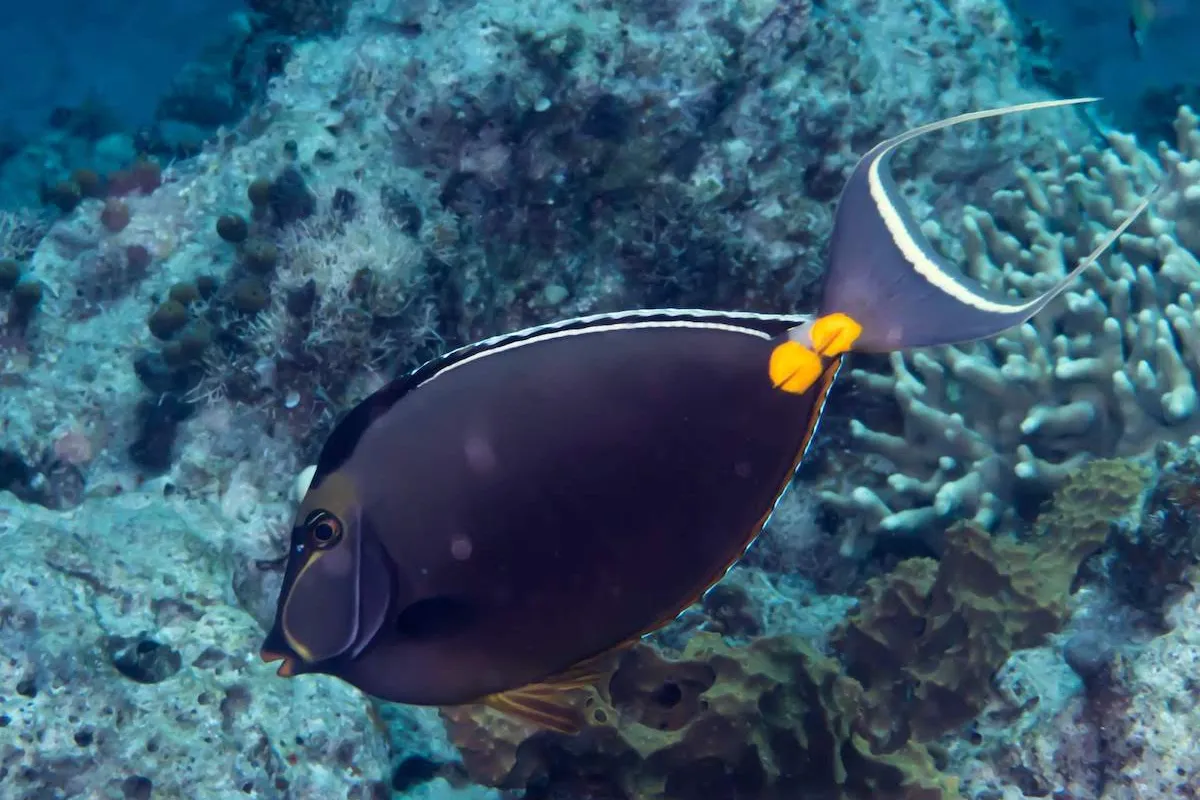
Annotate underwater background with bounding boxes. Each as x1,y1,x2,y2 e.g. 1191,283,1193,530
3,0,1200,798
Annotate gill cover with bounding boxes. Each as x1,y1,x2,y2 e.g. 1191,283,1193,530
271,471,391,665
820,97,1161,352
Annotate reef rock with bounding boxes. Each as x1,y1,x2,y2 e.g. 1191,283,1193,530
0,490,391,798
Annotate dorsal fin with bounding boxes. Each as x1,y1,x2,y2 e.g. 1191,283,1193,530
415,307,809,386
309,308,810,482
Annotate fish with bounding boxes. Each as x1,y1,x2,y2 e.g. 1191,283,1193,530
1130,0,1155,56
1129,0,1189,57
260,97,1157,733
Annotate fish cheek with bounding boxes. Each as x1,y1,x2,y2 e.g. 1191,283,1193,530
282,523,364,663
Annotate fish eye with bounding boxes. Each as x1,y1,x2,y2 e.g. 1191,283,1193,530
305,510,343,549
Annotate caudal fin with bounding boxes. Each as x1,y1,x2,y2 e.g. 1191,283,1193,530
817,97,1160,353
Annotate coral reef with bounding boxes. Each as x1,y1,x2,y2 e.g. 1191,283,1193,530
187,181,442,452
1104,443,1200,620
443,633,959,800
0,0,1098,492
3,0,1200,797
836,459,1147,744
927,448,1200,800
951,621,1200,800
1088,584,1200,797
249,0,351,36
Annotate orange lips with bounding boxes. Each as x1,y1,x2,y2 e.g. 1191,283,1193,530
260,649,298,677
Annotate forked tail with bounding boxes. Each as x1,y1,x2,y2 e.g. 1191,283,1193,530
814,97,1161,354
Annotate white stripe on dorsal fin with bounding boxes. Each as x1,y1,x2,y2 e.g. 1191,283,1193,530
419,309,812,387
415,308,810,384
460,308,809,353
315,308,812,477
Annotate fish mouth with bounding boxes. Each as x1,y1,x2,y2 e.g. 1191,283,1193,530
260,648,299,677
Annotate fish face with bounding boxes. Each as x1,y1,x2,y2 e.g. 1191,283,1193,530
261,470,392,676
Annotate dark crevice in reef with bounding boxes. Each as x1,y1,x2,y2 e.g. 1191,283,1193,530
107,637,183,684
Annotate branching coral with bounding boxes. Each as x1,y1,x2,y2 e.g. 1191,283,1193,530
824,105,1200,554
0,208,48,262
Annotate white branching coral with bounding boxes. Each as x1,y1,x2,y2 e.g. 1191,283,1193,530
825,105,1200,555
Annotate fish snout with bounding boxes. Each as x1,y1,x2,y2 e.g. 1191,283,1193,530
260,648,300,677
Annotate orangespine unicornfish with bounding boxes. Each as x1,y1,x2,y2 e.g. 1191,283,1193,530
261,97,1158,733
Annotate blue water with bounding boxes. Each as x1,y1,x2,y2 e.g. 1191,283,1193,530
1010,0,1200,135
1,0,245,136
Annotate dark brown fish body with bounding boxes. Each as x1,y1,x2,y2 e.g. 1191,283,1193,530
330,312,829,705
262,97,1158,731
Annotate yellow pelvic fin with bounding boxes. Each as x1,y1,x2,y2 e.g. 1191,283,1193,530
476,647,624,734
810,313,862,357
260,649,287,664
769,340,823,395
482,685,587,734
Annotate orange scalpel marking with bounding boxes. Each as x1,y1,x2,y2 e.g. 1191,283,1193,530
769,314,862,395
769,341,822,394
810,313,862,357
